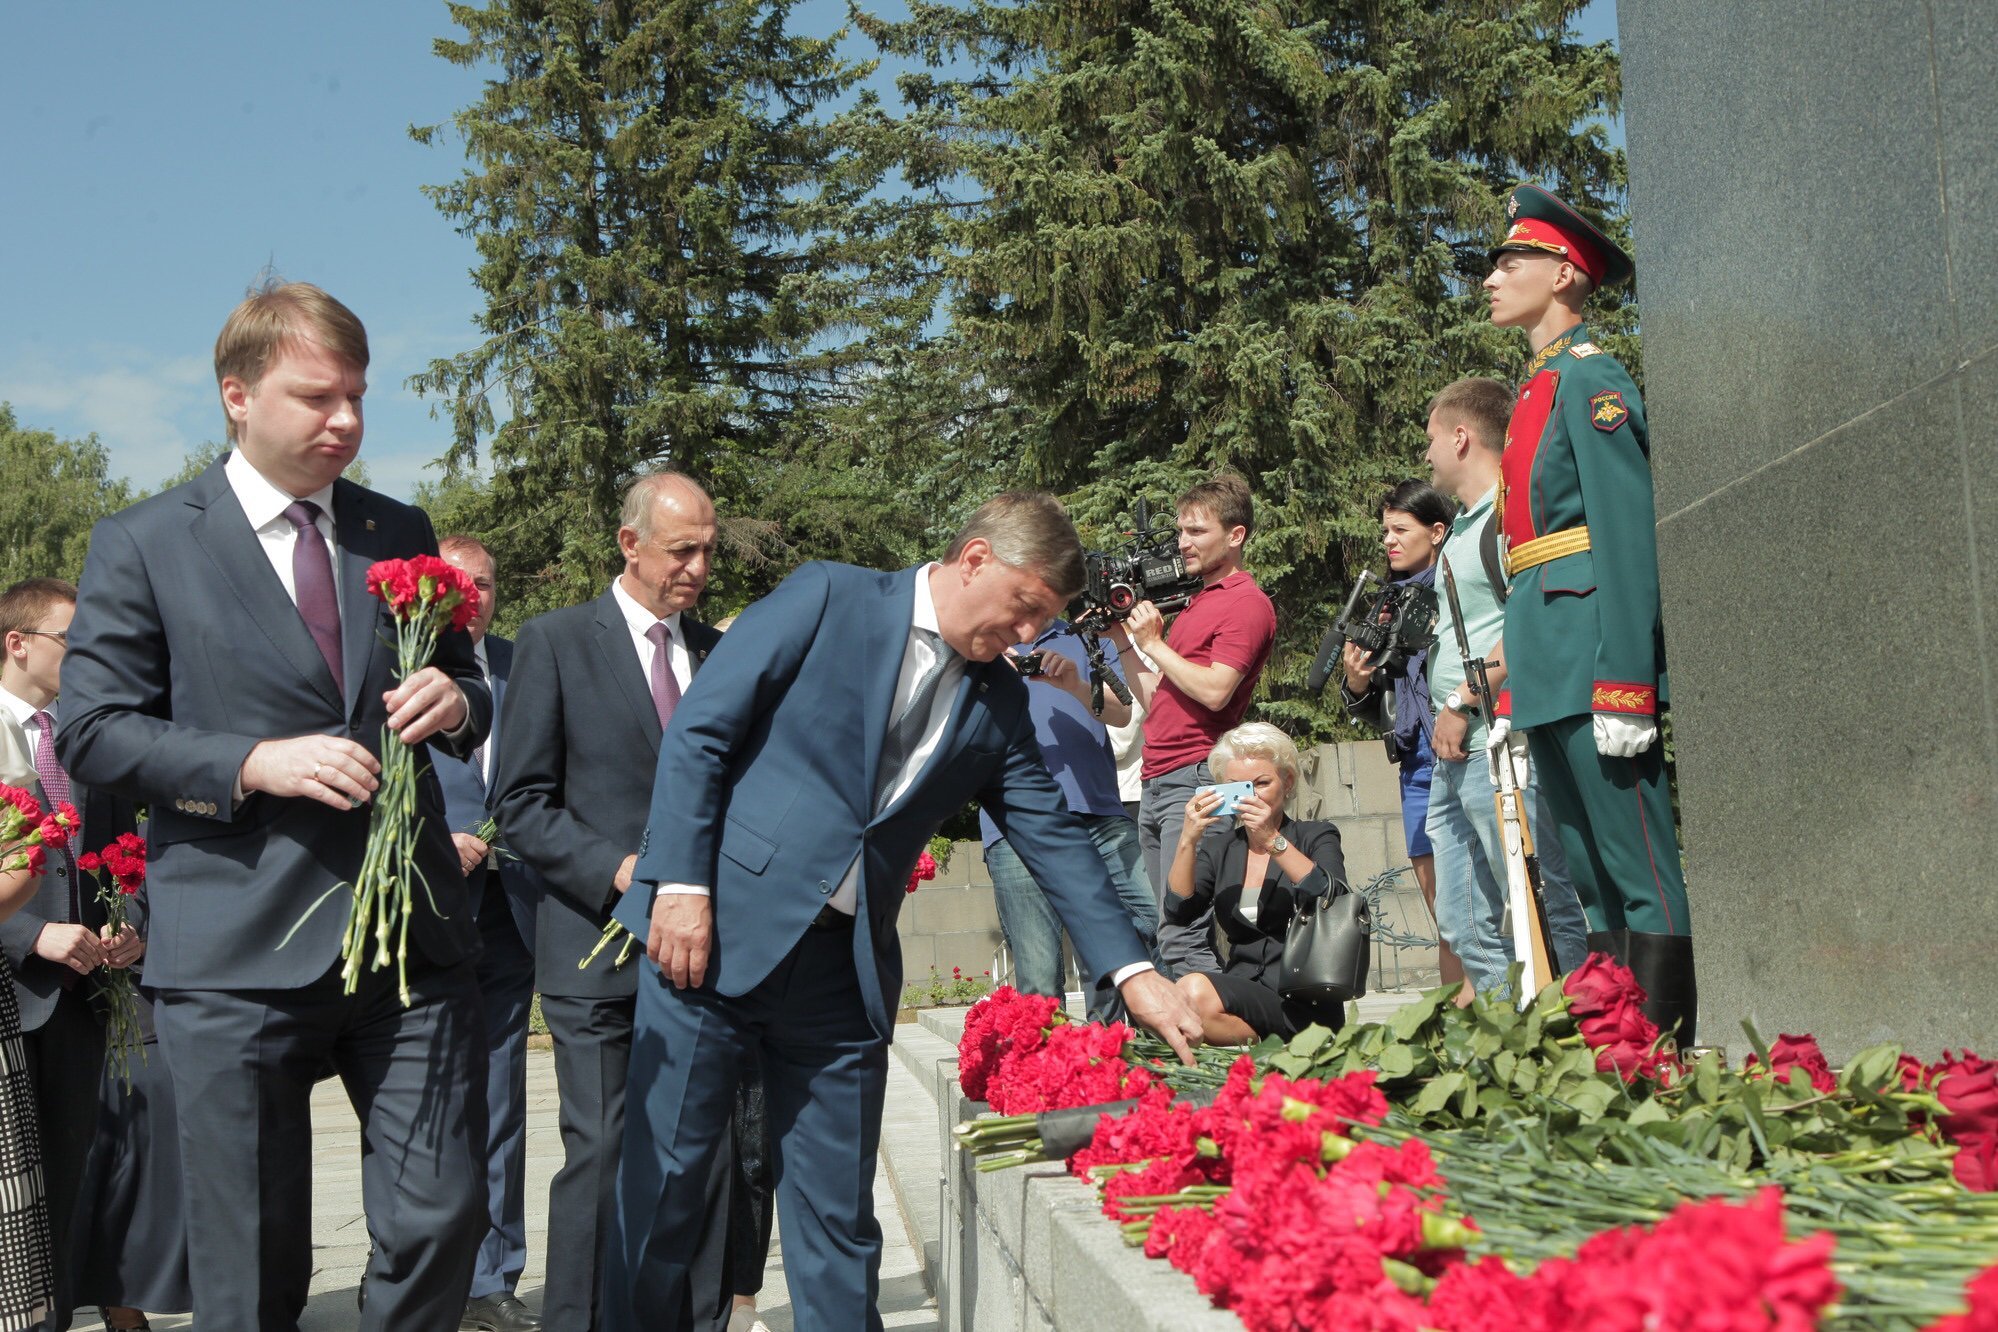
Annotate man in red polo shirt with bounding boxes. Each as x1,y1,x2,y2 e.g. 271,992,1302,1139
1112,473,1277,977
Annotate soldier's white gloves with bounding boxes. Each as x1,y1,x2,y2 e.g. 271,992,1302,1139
1593,713,1658,758
1485,717,1532,791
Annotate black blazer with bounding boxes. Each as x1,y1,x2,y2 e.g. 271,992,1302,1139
1162,817,1347,987
493,588,719,997
55,457,491,990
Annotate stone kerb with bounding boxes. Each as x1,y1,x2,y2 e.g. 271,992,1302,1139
919,1008,1241,1332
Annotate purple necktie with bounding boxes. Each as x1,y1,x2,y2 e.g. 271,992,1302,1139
646,621,681,731
30,710,77,919
283,500,344,697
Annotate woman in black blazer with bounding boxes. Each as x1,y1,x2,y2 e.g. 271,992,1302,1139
1165,723,1349,1043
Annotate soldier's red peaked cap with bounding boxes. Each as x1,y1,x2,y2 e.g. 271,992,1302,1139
1488,184,1633,287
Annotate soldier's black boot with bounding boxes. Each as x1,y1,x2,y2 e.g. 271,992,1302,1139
1625,931,1697,1047
1584,928,1628,964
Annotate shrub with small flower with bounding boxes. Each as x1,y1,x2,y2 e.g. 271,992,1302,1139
900,964,993,1011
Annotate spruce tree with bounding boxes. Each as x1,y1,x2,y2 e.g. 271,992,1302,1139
412,0,932,616
863,0,1629,733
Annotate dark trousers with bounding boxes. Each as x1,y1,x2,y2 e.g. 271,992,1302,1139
606,926,888,1332
22,986,104,1331
1529,714,1692,936
471,877,536,1300
1139,761,1222,977
154,958,488,1332
538,990,633,1332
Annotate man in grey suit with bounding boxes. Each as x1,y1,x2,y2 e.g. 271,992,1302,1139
434,537,542,1332
56,282,493,1332
0,577,142,1331
495,472,739,1332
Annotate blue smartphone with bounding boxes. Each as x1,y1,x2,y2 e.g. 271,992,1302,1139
1194,781,1255,817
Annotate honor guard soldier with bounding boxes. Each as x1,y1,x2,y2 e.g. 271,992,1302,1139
1482,183,1696,1044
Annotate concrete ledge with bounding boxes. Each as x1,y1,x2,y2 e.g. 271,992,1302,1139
935,1071,1238,1332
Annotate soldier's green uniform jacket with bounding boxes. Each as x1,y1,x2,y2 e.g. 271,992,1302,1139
1496,324,1669,732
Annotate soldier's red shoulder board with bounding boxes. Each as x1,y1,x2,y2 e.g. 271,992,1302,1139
1588,389,1628,432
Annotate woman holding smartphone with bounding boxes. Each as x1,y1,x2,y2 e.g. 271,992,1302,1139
1166,723,1349,1043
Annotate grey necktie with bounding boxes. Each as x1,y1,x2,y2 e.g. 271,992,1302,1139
875,628,955,808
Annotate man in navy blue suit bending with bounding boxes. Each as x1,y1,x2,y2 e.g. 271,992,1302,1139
605,491,1204,1332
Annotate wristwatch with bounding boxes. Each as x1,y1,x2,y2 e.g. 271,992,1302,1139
1443,690,1471,715
1269,834,1290,854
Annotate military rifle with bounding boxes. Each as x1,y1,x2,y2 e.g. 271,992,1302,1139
1438,555,1555,1004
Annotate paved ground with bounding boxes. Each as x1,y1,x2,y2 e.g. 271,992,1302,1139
71,1046,940,1331
68,983,1438,1331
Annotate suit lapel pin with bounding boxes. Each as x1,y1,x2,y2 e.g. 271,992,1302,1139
365,519,376,531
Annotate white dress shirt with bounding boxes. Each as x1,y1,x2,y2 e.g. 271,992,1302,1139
0,683,51,756
472,637,495,786
225,448,341,615
610,576,695,696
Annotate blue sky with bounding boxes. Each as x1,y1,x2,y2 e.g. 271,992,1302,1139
0,0,1617,501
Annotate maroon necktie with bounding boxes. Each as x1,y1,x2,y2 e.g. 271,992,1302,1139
283,500,344,697
30,710,78,920
646,621,681,731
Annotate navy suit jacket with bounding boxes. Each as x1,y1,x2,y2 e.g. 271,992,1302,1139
432,633,537,950
54,457,491,990
496,589,720,997
613,562,1149,1037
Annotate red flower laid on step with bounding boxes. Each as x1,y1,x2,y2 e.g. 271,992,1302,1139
1746,1033,1838,1095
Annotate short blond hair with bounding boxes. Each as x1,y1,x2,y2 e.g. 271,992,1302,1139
1209,722,1301,792
942,491,1086,598
214,280,369,442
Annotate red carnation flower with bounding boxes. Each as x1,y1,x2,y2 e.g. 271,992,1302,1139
1924,1263,1998,1331
77,851,103,873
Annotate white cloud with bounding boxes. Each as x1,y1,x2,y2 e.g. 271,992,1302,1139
0,347,215,489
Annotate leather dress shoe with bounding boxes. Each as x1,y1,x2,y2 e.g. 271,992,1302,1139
463,1293,544,1331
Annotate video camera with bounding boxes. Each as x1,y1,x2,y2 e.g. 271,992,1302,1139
1306,571,1440,693
1072,499,1203,633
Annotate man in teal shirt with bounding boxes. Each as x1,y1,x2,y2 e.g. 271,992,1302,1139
1423,378,1589,994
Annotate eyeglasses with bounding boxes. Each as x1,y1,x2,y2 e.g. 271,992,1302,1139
21,630,68,644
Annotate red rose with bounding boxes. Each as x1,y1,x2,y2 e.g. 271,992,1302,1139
1747,1033,1838,1095
1936,1053,1998,1138
1563,952,1643,1013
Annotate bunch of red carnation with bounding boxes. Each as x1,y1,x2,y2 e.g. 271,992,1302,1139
78,830,147,895
1,782,77,876
904,850,938,894
1561,954,1674,1083
957,986,1065,1102
365,554,480,631
1144,1135,1464,1332
980,1018,1159,1115
1426,1188,1839,1332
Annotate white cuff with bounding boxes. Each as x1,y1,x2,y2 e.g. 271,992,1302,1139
653,882,711,898
1110,961,1156,987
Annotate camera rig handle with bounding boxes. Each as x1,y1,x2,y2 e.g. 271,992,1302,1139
1077,627,1133,716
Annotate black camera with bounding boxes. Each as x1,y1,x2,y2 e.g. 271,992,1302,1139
1074,499,1203,630
1012,650,1047,677
1306,571,1439,692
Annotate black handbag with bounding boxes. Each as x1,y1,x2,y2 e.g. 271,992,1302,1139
1279,885,1371,1005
